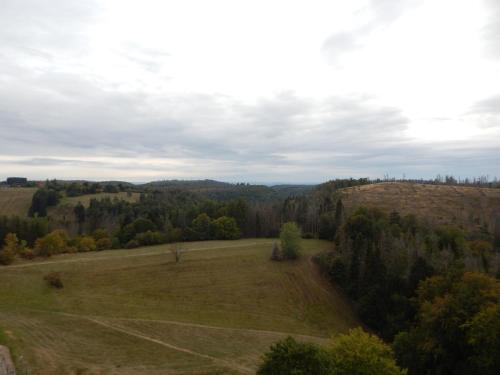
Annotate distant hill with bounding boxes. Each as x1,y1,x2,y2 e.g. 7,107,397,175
143,179,233,189
143,180,314,202
340,182,500,236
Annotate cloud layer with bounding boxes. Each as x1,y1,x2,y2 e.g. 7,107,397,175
1,0,499,183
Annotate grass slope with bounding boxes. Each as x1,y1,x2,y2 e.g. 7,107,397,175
0,239,358,375
60,192,140,207
0,187,37,217
342,183,500,235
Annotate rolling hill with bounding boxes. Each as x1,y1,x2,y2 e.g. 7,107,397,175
0,239,359,375
0,187,37,216
340,182,500,236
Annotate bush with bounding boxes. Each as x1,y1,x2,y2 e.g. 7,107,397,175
280,222,302,260
96,237,113,251
257,337,332,375
258,329,406,375
0,248,14,265
19,248,35,260
327,328,406,375
125,239,140,249
76,236,97,252
44,272,63,289
168,228,183,243
92,229,109,241
118,218,156,244
111,237,121,249
34,230,68,257
212,216,241,240
190,213,213,240
134,230,167,246
0,233,19,265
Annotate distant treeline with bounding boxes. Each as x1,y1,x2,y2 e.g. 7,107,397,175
380,174,500,188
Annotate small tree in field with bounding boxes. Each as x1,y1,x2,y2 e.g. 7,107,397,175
170,244,183,263
270,241,282,261
280,222,302,260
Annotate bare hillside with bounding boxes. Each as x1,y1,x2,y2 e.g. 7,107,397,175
0,187,37,217
341,183,500,236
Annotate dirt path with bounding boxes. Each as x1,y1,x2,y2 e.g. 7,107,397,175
5,241,274,269
106,316,326,341
84,317,254,374
19,309,326,342
0,345,16,375
5,307,327,374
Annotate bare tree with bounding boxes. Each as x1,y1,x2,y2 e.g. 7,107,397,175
270,241,282,261
170,243,183,263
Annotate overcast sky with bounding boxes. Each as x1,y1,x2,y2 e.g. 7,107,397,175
1,0,499,183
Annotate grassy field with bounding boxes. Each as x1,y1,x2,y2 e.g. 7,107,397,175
60,192,140,207
0,239,358,374
0,189,139,218
342,183,500,235
0,187,37,216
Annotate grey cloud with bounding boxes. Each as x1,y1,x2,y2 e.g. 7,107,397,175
0,0,98,61
13,158,106,167
466,94,500,129
1,56,499,181
1,0,499,182
471,95,500,115
483,0,500,58
322,0,422,64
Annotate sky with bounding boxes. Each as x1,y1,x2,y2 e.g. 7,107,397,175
1,0,499,184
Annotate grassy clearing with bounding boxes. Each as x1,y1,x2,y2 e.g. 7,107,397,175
60,192,140,207
0,239,358,374
0,187,37,216
342,183,500,234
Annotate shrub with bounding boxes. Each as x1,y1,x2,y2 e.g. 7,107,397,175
111,237,121,249
44,272,63,289
0,233,19,265
134,230,167,246
125,239,140,249
168,228,183,243
190,213,213,240
0,248,14,265
212,216,241,240
76,236,97,252
19,248,35,260
327,328,406,375
257,337,332,375
96,237,113,251
258,329,406,375
92,229,109,241
34,230,68,257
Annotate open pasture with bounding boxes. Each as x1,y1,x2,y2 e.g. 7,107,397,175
0,239,358,374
